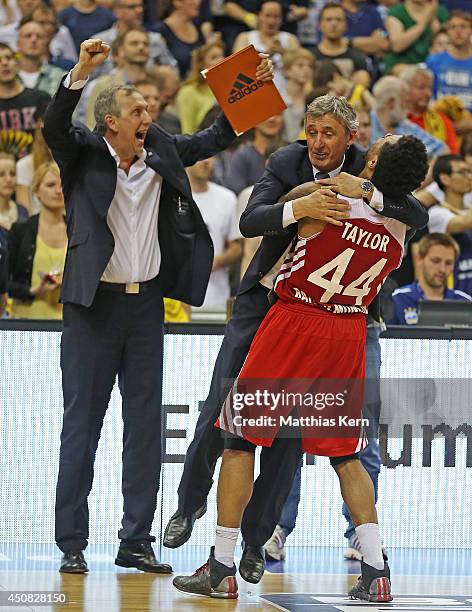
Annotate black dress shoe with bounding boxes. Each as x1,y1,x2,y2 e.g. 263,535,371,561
115,542,173,573
239,544,265,584
59,551,88,574
163,504,207,549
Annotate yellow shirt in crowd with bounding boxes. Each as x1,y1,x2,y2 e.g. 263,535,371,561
12,234,66,320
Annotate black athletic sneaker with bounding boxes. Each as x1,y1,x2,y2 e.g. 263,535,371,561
173,547,238,599
349,560,393,602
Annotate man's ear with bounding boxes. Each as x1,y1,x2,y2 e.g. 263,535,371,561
104,113,118,134
347,130,357,148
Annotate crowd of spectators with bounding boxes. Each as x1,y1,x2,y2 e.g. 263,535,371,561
0,0,471,323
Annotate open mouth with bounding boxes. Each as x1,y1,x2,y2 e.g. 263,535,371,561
135,130,146,146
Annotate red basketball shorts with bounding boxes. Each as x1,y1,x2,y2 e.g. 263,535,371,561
218,300,368,457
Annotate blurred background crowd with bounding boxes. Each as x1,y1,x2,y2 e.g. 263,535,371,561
0,0,471,324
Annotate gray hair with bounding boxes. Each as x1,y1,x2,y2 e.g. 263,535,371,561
94,84,137,135
306,95,359,133
398,64,434,85
372,75,405,108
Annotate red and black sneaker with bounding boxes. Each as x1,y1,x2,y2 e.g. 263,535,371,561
349,560,393,602
173,547,238,599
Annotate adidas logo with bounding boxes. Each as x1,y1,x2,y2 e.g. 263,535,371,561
227,73,264,104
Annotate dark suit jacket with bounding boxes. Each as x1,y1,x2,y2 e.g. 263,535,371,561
238,140,429,295
42,79,236,308
8,214,40,301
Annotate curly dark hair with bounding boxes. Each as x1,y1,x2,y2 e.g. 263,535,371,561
371,135,428,197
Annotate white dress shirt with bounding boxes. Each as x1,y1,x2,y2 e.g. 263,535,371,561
63,72,162,283
101,141,162,283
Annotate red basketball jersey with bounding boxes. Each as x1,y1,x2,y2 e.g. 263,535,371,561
275,198,406,314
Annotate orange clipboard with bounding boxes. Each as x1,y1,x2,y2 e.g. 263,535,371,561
202,44,287,135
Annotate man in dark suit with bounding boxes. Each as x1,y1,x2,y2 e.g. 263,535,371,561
43,38,274,574
164,96,429,583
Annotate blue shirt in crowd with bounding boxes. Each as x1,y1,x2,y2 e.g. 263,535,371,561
426,52,472,112
388,280,472,325
370,111,446,158
59,6,115,53
344,3,386,38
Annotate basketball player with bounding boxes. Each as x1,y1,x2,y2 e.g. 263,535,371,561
172,134,428,602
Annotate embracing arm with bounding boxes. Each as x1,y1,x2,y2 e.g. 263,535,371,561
239,156,351,238
317,172,429,229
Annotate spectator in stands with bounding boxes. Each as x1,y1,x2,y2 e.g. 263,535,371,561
312,60,375,110
0,0,41,49
31,3,77,70
341,0,389,56
93,0,178,78
370,76,447,159
8,161,67,319
59,0,115,54
310,3,370,88
134,78,161,121
176,40,224,134
153,0,205,78
0,0,21,27
225,113,284,194
222,0,308,52
85,27,151,127
426,154,472,294
388,233,472,325
461,133,472,164
153,64,182,133
15,99,53,214
282,48,314,141
186,156,242,311
426,11,472,113
401,65,459,154
16,17,65,97
384,0,448,76
354,103,372,150
233,0,300,97
429,28,450,55
0,153,28,245
0,43,50,136
0,240,7,317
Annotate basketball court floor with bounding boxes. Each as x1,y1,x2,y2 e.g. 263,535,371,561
1,544,471,611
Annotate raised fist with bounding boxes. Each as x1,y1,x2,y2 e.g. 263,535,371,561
78,39,111,69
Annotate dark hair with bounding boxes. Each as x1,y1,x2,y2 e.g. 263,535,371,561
257,0,283,13
33,97,50,122
0,42,15,55
319,2,346,21
113,25,149,49
371,135,428,197
417,232,460,259
432,154,463,190
18,15,37,29
447,9,472,26
305,86,329,107
460,133,472,158
312,59,342,88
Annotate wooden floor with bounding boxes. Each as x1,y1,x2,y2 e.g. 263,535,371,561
1,569,472,612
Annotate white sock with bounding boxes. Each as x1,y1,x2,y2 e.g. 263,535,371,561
214,525,239,567
355,523,384,570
